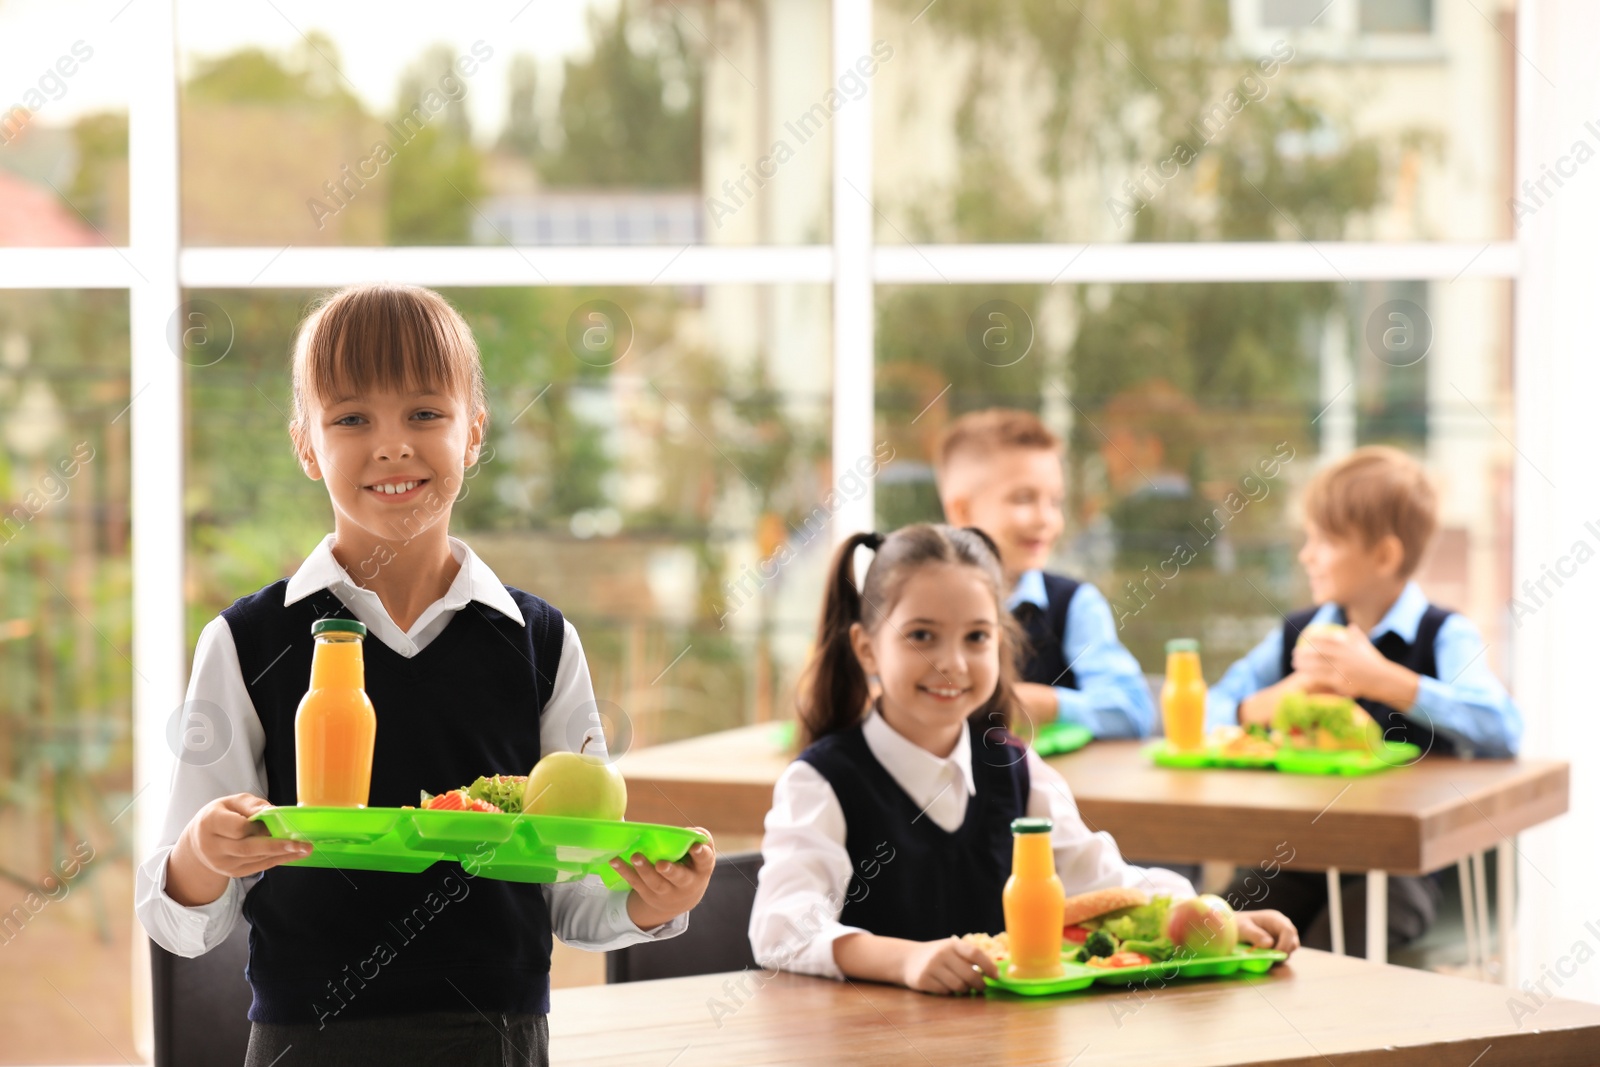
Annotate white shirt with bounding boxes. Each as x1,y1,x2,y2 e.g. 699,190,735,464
748,709,1195,979
135,534,686,958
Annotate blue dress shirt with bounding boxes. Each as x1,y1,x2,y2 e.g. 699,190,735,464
1006,570,1156,739
1204,581,1522,758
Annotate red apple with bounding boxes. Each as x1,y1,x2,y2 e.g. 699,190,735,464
1166,894,1238,958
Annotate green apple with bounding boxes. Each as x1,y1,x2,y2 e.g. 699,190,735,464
522,737,627,820
1296,621,1347,647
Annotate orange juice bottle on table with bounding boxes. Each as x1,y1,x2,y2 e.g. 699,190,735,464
296,619,377,807
1003,817,1066,979
1162,638,1207,752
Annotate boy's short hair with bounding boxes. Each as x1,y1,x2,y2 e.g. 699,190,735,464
1302,446,1438,576
935,408,1060,498
288,283,487,458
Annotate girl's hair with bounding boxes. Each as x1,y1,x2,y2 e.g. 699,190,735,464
288,283,488,459
795,523,1024,748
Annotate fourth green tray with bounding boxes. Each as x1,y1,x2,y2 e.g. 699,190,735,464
1147,740,1422,777
986,946,1288,997
251,806,709,890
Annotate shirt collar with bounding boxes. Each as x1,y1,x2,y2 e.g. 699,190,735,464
1315,580,1428,645
1005,569,1048,612
861,707,978,802
283,534,524,625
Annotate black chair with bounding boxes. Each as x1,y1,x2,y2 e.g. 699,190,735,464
150,921,254,1067
606,851,764,983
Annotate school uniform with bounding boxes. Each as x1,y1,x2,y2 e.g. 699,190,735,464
748,708,1193,977
135,535,685,1067
1006,569,1156,739
1207,580,1523,955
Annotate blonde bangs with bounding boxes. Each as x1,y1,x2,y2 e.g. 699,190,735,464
290,284,485,442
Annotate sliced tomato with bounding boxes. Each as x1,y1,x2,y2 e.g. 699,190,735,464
1062,924,1091,945
1106,951,1151,968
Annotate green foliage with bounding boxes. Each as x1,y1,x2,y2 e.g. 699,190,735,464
537,0,703,187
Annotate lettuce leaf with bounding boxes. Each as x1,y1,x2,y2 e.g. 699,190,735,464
465,774,527,814
1089,895,1172,944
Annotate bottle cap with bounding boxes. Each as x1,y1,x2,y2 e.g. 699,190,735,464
312,618,367,638
1165,638,1199,654
1011,817,1053,834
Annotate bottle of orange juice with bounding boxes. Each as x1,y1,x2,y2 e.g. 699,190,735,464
1002,817,1065,979
296,619,377,807
1162,638,1207,752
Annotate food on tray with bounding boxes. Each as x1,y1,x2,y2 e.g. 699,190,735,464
1273,692,1379,751
523,737,628,820
419,775,528,813
1166,894,1239,959
1066,890,1178,967
1062,886,1148,927
959,930,1010,961
1212,725,1279,759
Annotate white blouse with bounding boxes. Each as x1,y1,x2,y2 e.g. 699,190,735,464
748,709,1195,979
134,534,685,958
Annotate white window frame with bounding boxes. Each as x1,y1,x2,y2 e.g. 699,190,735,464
2,0,1574,1060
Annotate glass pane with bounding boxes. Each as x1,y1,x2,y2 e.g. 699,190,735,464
873,0,1509,242
0,2,131,247
0,291,135,1061
875,279,1514,683
186,284,830,748
175,1,831,246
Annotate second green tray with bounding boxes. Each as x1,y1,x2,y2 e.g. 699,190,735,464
251,806,709,890
986,946,1288,997
1148,740,1421,776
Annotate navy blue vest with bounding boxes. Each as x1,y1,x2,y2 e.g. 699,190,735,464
223,579,565,1024
1013,572,1081,690
797,717,1030,940
1279,603,1456,757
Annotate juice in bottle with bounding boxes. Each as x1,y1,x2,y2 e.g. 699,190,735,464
1162,638,1207,752
295,619,377,807
1002,817,1066,980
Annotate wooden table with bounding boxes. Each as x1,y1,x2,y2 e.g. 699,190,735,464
618,726,1569,970
550,950,1600,1065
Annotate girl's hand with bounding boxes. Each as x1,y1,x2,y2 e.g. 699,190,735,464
1237,908,1300,955
901,936,998,995
168,793,312,906
615,830,716,930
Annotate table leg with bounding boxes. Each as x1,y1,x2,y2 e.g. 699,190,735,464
1498,840,1517,986
1326,868,1345,956
1367,870,1388,964
1458,857,1479,979
1471,851,1492,979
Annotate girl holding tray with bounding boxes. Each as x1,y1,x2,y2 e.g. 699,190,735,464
749,525,1300,994
135,284,714,1066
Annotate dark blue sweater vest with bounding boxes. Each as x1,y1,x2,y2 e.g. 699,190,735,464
222,579,564,1024
1279,603,1456,757
796,717,1030,940
1012,572,1081,690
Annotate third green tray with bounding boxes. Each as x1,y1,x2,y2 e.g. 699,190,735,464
251,806,709,890
1147,740,1422,776
986,946,1288,997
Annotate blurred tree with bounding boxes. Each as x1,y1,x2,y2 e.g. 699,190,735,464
386,45,484,244
538,0,703,187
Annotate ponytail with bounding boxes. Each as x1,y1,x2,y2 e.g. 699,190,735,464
796,532,882,748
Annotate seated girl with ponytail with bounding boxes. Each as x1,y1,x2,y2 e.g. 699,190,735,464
748,524,1299,994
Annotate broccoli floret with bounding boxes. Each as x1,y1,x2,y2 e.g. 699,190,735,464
1084,930,1118,959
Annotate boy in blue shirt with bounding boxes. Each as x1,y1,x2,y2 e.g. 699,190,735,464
936,409,1154,738
1209,445,1521,955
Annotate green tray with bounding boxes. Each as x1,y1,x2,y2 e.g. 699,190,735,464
1030,722,1094,758
250,806,709,890
1147,739,1421,777
986,946,1288,996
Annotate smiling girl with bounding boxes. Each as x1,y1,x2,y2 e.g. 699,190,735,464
748,524,1297,994
135,284,713,1066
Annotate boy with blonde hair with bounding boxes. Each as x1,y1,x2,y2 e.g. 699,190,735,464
1210,445,1521,955
936,409,1154,738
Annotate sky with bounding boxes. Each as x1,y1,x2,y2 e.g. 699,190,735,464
0,0,616,140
